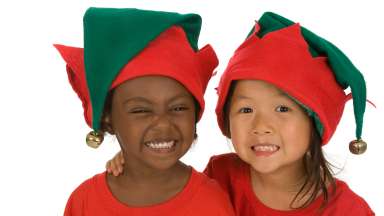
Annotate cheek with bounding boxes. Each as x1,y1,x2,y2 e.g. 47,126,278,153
115,114,142,131
282,118,312,150
111,111,146,146
176,113,195,137
229,116,249,149
115,120,142,147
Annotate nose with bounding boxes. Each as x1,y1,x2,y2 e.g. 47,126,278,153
251,114,273,135
151,113,173,131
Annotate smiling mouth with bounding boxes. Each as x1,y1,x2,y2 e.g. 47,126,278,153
144,140,177,153
251,144,280,156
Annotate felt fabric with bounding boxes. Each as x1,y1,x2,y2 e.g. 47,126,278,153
215,12,367,145
55,7,218,129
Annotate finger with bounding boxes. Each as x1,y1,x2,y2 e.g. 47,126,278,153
119,155,125,165
114,160,123,174
106,161,112,173
118,151,124,164
113,170,119,177
116,160,124,173
111,158,123,176
107,159,115,173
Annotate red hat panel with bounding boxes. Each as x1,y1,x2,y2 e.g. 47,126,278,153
54,44,93,128
111,26,218,120
216,24,347,145
55,26,218,127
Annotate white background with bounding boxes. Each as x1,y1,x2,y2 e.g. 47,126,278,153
1,0,383,215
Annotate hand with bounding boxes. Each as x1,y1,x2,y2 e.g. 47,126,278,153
106,151,125,176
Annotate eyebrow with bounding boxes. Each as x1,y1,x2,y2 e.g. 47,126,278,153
123,94,192,105
168,94,193,102
123,97,152,105
233,95,253,101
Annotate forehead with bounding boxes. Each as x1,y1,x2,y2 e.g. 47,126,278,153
231,80,308,113
233,80,284,98
113,75,192,100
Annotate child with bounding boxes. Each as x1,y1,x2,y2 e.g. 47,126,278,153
107,12,375,215
55,7,235,216
207,12,375,215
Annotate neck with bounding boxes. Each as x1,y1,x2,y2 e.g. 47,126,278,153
119,160,189,187
250,160,311,210
251,162,306,192
106,158,191,206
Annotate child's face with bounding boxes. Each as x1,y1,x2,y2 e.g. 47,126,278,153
228,80,312,175
109,76,196,171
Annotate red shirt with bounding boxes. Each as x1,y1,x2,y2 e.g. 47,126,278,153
64,169,235,216
204,153,375,216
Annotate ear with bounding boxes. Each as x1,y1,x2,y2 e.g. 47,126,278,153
101,113,115,135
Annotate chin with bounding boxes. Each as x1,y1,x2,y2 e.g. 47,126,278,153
252,165,280,175
247,158,282,175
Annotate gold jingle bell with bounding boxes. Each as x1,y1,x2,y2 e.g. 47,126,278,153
349,139,367,155
86,131,104,148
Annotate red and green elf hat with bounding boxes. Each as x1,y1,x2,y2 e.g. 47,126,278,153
54,8,218,146
216,12,368,154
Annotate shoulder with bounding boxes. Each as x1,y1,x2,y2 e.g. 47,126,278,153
64,172,105,215
203,153,244,181
326,179,375,215
204,153,241,174
193,169,227,196
188,169,235,215
207,152,240,164
68,172,104,199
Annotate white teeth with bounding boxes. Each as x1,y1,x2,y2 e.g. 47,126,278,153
253,145,278,152
146,141,175,149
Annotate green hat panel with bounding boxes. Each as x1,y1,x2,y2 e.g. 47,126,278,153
83,7,202,130
249,12,366,141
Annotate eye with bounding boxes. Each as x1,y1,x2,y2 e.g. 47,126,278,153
130,108,151,114
239,107,253,113
275,105,289,112
171,106,189,112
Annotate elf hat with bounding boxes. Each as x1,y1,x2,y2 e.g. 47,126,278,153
216,12,368,154
54,8,218,147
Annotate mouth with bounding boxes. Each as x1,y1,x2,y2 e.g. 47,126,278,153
144,140,177,154
251,143,280,157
